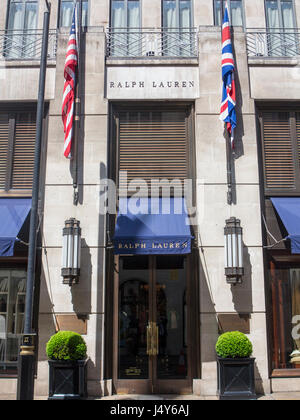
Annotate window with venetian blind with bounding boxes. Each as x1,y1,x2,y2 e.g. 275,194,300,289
0,110,36,192
115,106,191,194
259,110,300,195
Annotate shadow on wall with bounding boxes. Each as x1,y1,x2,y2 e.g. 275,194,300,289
223,28,245,206
232,28,245,160
198,241,264,393
37,236,93,363
198,248,219,366
230,245,253,314
254,362,264,395
37,266,58,362
70,238,92,315
78,162,107,396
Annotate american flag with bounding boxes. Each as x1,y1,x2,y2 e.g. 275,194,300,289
219,1,236,148
62,5,78,159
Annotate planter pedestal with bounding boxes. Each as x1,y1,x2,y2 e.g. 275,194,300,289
291,356,300,368
48,360,87,400
217,357,257,400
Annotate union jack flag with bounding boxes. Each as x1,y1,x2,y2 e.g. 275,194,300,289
220,1,236,148
62,5,78,159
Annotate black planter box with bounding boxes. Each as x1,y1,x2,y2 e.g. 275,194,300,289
48,359,87,400
217,357,257,400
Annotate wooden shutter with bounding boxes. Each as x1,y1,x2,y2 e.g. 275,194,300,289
118,110,188,191
11,112,36,190
0,114,9,190
262,111,295,191
296,113,300,169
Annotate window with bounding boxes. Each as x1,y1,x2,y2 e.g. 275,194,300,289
7,0,38,31
259,109,300,195
267,263,300,372
261,106,300,376
162,0,194,56
110,0,141,56
265,0,297,56
111,0,140,28
107,0,196,57
59,0,89,27
265,0,295,29
0,108,36,192
162,0,192,29
6,0,38,59
0,268,27,373
214,0,244,26
114,105,192,194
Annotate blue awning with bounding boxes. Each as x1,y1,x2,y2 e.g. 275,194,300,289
113,197,193,255
0,198,31,257
271,197,300,254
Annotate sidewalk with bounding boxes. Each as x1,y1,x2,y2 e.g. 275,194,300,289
1,392,300,400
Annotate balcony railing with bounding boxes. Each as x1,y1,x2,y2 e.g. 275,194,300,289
0,29,57,61
106,28,198,58
246,29,300,58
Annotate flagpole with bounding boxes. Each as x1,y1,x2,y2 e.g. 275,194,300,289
73,0,82,205
226,127,233,205
221,1,233,205
17,0,51,400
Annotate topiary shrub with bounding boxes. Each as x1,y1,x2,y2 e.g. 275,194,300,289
215,331,253,359
46,331,87,361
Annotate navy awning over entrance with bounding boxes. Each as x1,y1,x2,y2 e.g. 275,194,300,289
113,197,192,255
0,198,31,257
271,197,300,254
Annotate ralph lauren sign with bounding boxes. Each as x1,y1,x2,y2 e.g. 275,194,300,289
106,67,199,100
115,239,191,255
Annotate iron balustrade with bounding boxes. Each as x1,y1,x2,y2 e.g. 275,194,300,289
0,29,57,60
106,27,198,58
246,28,300,58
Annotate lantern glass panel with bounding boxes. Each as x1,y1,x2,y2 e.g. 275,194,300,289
232,232,237,267
62,234,68,268
67,234,74,269
227,234,232,268
73,234,80,269
238,233,243,268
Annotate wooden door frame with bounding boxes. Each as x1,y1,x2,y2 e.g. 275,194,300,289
112,254,195,394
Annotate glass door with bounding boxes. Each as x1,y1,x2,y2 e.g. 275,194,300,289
113,255,192,394
114,255,153,394
153,256,191,393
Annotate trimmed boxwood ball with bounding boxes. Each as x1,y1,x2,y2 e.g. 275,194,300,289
216,331,253,359
46,331,87,361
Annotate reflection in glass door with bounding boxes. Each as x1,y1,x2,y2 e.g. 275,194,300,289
118,257,149,380
155,256,188,385
114,255,192,394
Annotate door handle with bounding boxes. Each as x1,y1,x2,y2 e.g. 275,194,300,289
146,322,153,356
153,323,159,356
146,322,159,357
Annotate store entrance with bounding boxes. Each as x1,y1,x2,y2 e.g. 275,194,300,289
113,255,193,394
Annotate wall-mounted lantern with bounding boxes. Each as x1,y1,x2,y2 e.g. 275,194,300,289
61,218,81,285
224,217,244,285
